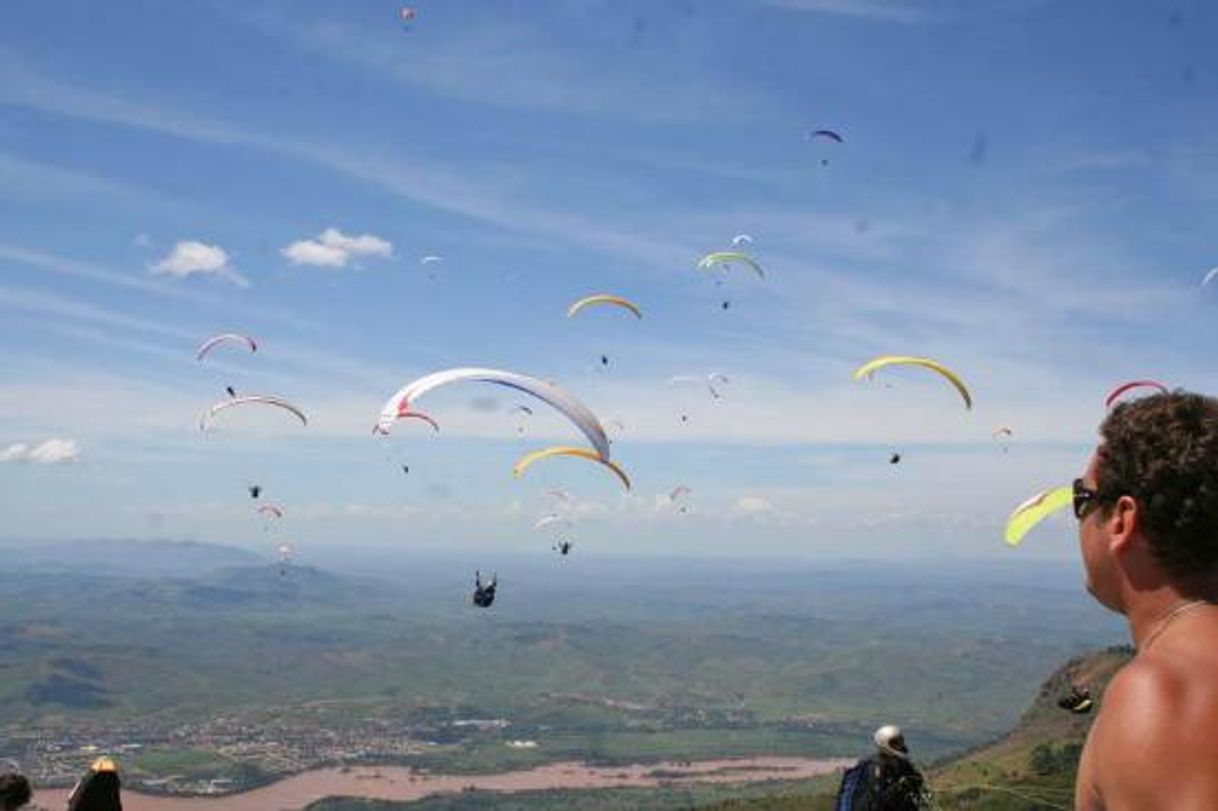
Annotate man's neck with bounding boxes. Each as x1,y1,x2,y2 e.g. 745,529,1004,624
1124,583,1218,650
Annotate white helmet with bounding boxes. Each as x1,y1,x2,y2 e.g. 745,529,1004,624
874,724,908,758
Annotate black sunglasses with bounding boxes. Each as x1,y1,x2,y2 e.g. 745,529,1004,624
1072,478,1099,520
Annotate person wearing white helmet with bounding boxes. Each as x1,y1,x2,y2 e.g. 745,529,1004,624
874,725,909,758
834,724,926,810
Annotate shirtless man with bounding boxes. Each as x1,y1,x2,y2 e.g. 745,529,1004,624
1074,392,1218,810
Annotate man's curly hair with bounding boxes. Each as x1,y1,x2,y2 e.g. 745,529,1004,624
1097,391,1218,577
0,772,31,810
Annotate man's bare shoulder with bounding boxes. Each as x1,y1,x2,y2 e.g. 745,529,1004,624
1087,645,1218,809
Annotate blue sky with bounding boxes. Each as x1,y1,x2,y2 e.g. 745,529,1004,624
1,0,1215,562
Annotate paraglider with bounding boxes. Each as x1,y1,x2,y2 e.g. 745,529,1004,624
889,452,901,465
809,129,844,143
807,129,843,165
511,405,534,434
669,485,691,513
420,255,442,279
375,368,612,462
200,396,309,432
373,409,441,435
534,514,571,534
249,485,262,499
1058,684,1094,714
567,294,643,320
277,542,294,577
1004,484,1072,546
852,356,973,410
697,251,765,280
513,446,632,491
473,571,497,608
992,426,1014,453
669,373,730,401
1104,380,1168,409
554,540,573,556
257,504,283,525
195,333,257,362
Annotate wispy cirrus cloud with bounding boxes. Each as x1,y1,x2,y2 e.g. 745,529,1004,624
0,244,317,332
219,5,777,124
0,149,176,207
0,57,694,271
759,0,1053,23
759,0,931,22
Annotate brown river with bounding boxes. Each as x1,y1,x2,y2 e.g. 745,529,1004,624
31,757,851,810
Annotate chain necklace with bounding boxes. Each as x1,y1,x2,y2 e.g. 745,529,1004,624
1138,599,1213,654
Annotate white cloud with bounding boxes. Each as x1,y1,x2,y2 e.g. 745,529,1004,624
1,438,80,464
151,240,248,287
733,495,777,516
281,227,392,269
281,240,347,267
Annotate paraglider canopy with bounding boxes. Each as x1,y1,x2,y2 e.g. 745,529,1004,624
1004,484,1072,546
1104,380,1168,409
375,367,612,462
697,251,765,280
853,355,973,410
513,446,632,491
567,294,643,320
809,129,844,143
199,395,309,432
195,333,257,362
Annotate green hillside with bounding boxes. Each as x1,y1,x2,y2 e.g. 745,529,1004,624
304,648,1133,810
697,646,1134,811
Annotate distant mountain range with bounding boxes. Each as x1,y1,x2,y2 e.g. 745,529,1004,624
0,538,264,577
0,539,399,615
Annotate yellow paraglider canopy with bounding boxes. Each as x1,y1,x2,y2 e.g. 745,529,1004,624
1004,484,1072,546
567,294,643,319
512,445,632,491
852,355,973,410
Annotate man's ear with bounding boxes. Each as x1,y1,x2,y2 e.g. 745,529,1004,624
1107,494,1140,554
